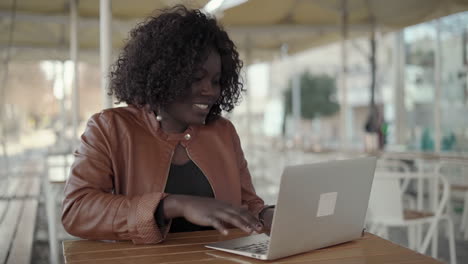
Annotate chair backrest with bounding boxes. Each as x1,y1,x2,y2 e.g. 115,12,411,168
376,159,412,193
376,158,411,173
440,160,468,187
367,171,450,223
367,172,405,223
46,151,73,183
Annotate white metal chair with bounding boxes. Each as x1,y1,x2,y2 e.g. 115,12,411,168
366,171,457,264
462,189,468,240
376,158,413,193
439,161,468,240
44,148,74,264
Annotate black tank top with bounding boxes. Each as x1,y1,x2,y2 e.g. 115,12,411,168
156,160,215,233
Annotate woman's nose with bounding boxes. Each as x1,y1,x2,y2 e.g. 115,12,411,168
200,80,219,96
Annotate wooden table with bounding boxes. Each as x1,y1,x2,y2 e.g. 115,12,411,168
63,229,441,264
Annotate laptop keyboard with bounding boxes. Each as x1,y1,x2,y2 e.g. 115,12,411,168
233,240,269,254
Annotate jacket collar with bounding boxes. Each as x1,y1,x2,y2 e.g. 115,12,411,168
139,105,200,146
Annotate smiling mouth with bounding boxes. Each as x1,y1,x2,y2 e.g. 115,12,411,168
193,104,209,110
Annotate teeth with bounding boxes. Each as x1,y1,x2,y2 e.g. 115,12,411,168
194,104,209,109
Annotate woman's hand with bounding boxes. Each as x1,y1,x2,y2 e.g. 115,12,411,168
163,195,263,235
260,208,274,235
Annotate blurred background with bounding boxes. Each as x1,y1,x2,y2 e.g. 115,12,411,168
1,0,468,264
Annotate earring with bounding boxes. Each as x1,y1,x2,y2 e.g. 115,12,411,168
156,107,163,121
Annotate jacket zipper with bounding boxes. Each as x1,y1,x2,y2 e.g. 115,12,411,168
186,149,217,198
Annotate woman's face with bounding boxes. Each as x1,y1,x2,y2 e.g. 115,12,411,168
161,49,221,132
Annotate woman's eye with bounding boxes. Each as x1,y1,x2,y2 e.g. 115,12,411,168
193,73,204,81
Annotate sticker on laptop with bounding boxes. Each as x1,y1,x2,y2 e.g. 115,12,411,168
316,192,337,217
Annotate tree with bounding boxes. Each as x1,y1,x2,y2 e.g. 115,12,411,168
283,72,339,119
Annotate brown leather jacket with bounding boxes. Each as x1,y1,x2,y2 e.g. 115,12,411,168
61,105,265,244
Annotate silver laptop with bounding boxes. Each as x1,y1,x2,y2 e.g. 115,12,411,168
205,157,377,260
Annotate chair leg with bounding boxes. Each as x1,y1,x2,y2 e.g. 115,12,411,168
382,226,389,239
462,191,468,240
432,222,438,259
377,225,389,239
443,216,457,264
416,224,422,250
408,225,416,250
461,193,466,230
446,197,453,239
43,168,59,264
420,221,437,255
368,223,379,234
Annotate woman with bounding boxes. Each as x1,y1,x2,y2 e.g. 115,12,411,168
61,5,274,244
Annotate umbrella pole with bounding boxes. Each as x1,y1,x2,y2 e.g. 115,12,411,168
60,61,67,146
100,0,113,110
0,61,9,178
0,65,9,177
292,74,301,145
244,36,252,149
70,0,80,148
0,0,17,177
340,0,349,150
369,21,376,110
434,19,442,153
393,31,406,146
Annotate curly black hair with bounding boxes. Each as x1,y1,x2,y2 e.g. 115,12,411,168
109,5,244,122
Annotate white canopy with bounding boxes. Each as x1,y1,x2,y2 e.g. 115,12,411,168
2,0,468,62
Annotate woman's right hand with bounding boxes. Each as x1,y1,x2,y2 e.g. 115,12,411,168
163,194,263,235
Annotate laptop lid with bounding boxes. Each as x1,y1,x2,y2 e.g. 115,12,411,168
266,157,377,260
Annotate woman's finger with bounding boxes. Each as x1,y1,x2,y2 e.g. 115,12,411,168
208,217,229,235
226,207,262,231
238,208,263,231
214,210,253,234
